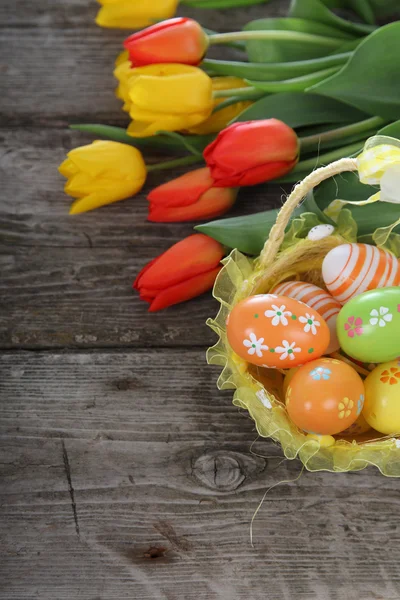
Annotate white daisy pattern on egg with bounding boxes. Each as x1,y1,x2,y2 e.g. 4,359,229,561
264,304,292,326
299,313,320,335
275,340,301,361
243,333,269,358
369,306,393,328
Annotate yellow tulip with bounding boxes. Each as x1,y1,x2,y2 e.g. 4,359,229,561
114,54,134,113
58,141,147,214
188,77,253,135
125,64,214,137
96,0,179,29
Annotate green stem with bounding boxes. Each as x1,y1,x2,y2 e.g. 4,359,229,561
202,53,352,81
147,155,202,172
208,30,345,49
299,117,386,152
294,141,366,173
247,66,340,93
212,93,266,114
213,86,260,99
69,124,214,154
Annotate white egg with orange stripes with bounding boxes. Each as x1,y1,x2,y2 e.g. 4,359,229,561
322,243,400,305
272,280,341,353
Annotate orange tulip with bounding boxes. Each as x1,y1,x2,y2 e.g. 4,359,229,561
134,234,224,311
148,167,237,222
123,18,209,67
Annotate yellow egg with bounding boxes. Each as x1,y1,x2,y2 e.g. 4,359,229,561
340,413,371,437
363,360,400,434
283,368,299,399
306,433,335,447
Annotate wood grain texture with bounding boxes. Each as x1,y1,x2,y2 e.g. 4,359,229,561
2,0,400,598
0,0,290,29
1,352,400,600
0,127,286,349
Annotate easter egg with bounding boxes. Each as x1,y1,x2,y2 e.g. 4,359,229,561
363,360,400,434
272,280,341,353
306,433,335,447
307,224,335,241
337,287,400,363
286,358,364,435
226,294,330,368
283,368,299,398
322,243,400,304
340,413,371,437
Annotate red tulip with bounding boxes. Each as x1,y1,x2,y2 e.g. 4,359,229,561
134,234,224,311
203,119,299,187
123,18,209,67
147,167,237,222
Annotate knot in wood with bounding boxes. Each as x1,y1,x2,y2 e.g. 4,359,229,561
192,451,246,492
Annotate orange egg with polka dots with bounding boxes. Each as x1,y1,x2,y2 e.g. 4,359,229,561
286,358,364,435
226,294,330,368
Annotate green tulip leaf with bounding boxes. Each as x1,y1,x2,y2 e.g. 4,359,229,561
244,18,353,63
348,0,375,25
202,53,351,82
308,22,400,119
378,120,400,139
289,0,375,36
196,208,279,255
246,66,340,93
335,208,358,242
313,172,400,237
69,125,214,154
281,212,323,250
232,93,368,127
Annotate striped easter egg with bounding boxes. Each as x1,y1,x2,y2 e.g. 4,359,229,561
322,243,400,305
272,281,341,353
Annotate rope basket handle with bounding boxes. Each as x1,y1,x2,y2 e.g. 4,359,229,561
259,157,359,270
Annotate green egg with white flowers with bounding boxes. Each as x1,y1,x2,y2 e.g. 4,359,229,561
337,287,400,363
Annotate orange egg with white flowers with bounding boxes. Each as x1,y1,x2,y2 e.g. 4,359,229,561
286,358,364,435
226,294,330,368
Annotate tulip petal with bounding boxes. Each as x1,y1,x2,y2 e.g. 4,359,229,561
148,168,214,209
148,186,237,222
58,158,79,178
380,164,400,204
135,233,224,290
124,18,207,67
204,119,299,186
148,266,221,312
96,0,179,29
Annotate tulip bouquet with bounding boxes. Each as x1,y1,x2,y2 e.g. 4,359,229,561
59,0,400,311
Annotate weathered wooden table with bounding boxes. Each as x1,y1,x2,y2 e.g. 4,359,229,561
1,1,400,598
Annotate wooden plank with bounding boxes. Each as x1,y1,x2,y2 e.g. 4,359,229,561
0,127,286,350
0,351,241,440
1,351,400,599
0,0,289,29
0,128,285,243
0,246,224,348
0,0,289,124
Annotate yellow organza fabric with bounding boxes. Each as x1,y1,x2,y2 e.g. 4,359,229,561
207,249,400,476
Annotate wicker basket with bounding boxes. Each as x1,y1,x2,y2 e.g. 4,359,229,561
207,158,400,476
